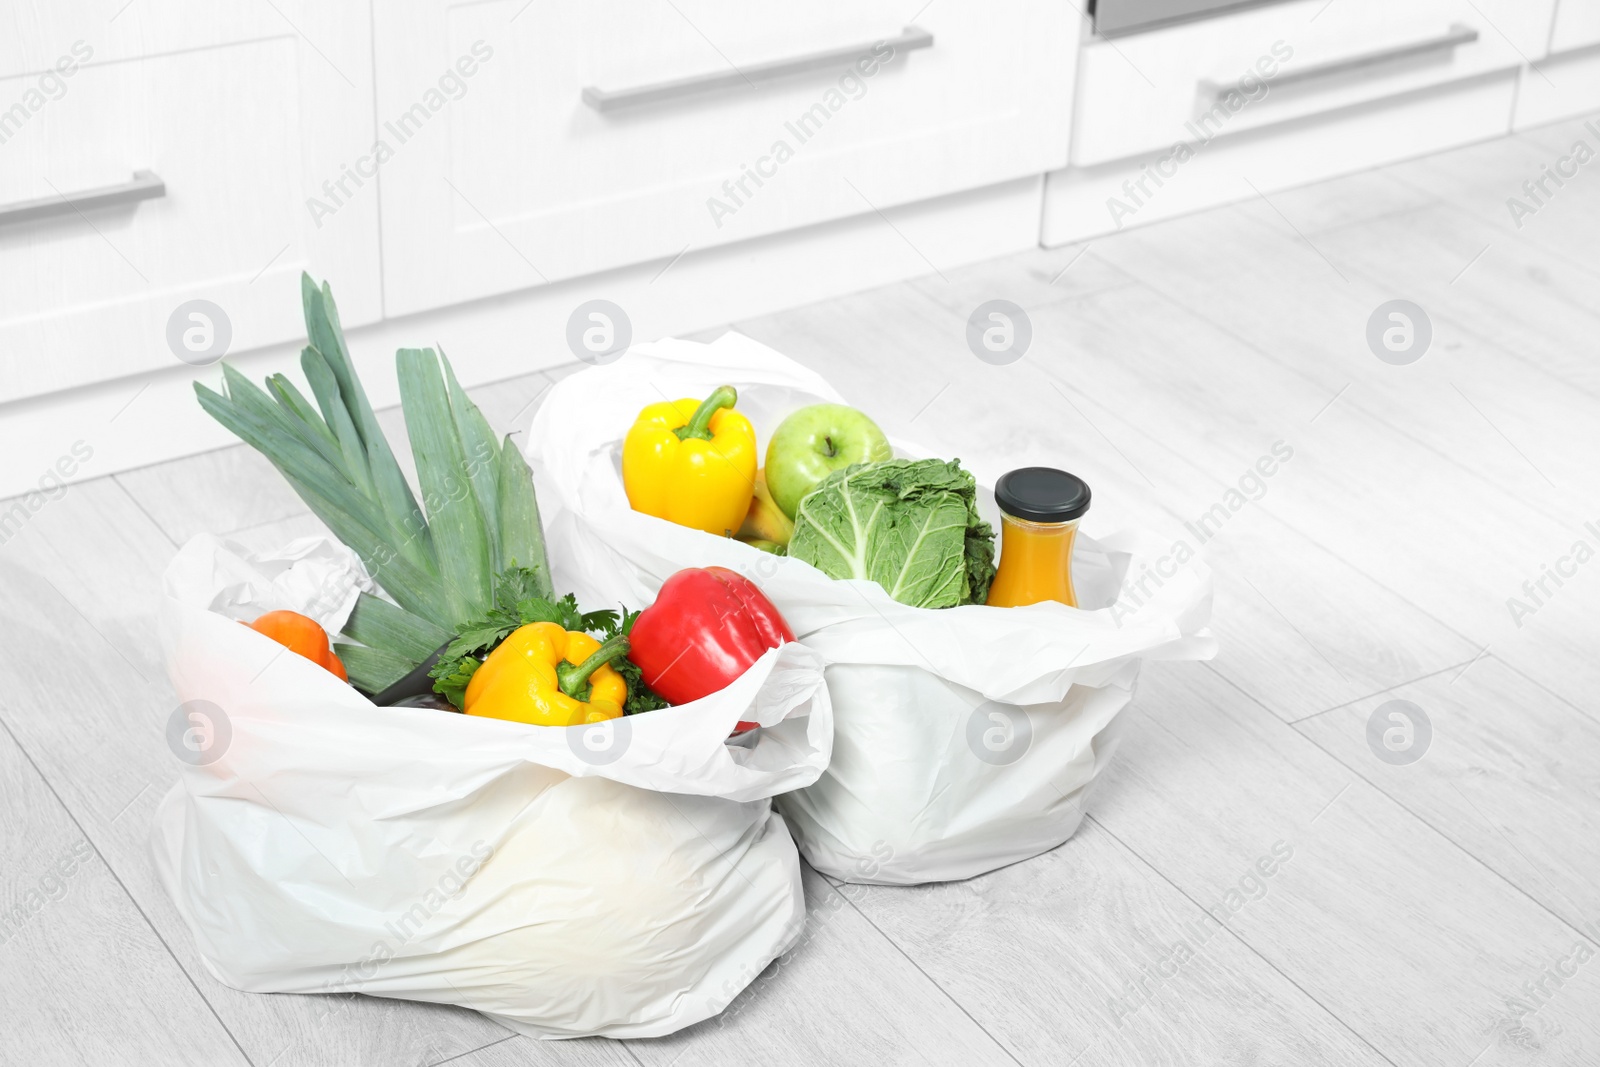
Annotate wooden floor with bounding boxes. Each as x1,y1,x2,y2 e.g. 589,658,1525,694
5,115,1600,1066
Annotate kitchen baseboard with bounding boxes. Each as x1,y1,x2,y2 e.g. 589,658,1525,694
0,174,1042,502
1042,70,1517,246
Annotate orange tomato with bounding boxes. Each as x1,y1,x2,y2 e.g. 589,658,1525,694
246,610,347,681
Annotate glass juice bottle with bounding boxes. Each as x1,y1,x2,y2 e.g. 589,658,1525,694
985,468,1092,609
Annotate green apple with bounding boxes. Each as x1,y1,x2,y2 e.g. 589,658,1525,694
765,403,893,518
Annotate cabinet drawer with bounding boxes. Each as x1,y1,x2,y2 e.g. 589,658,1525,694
0,7,379,404
0,4,296,81
373,1,1077,316
1071,0,1551,166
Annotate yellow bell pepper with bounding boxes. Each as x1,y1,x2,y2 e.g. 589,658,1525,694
462,622,627,726
622,385,756,536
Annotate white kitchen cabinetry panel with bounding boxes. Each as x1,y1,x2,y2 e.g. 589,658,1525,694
1551,0,1600,52
1071,0,1550,167
0,4,379,404
373,1,1077,316
1045,73,1518,245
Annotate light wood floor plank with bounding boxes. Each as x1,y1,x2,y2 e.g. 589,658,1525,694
1233,166,1438,237
112,443,307,549
1092,661,1593,1067
628,868,1019,1067
1088,205,1599,530
1312,202,1600,404
433,1034,637,1066
905,240,1138,318
1012,280,1600,718
0,715,250,1066
1382,119,1600,278
1295,654,1600,934
832,818,1387,1067
1176,508,1481,722
1080,202,1600,718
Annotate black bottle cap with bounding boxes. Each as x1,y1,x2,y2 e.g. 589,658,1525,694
994,468,1090,523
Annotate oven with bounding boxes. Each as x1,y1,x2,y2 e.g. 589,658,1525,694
1093,0,1290,37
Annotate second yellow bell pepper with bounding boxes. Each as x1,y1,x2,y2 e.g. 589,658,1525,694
463,622,627,726
623,385,756,536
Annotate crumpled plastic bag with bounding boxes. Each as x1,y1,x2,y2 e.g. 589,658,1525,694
527,331,1214,884
151,533,832,1038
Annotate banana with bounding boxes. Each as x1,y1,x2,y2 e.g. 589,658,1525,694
742,539,785,555
737,471,795,547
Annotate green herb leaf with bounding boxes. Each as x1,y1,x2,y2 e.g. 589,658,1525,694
494,567,550,610
430,656,481,710
444,618,518,658
613,656,672,715
581,606,622,635
426,574,669,713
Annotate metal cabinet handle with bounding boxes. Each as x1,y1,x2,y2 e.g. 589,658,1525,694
0,170,165,227
582,25,933,113
1199,24,1479,99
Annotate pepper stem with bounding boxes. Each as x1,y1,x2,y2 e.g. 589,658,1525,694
674,386,738,442
556,632,630,699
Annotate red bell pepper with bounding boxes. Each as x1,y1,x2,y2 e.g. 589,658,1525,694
627,566,795,728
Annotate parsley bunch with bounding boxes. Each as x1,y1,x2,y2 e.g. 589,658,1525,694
428,567,670,715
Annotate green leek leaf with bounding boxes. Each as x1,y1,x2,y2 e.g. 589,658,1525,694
441,349,502,572
334,643,413,693
397,347,492,627
496,434,552,600
344,591,449,661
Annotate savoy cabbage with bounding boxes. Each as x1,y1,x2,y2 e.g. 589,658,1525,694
787,458,996,609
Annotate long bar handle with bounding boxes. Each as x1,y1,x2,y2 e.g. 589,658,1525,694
0,170,165,227
582,25,933,113
1200,24,1478,99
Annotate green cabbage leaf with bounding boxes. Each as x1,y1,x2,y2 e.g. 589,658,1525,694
788,458,996,609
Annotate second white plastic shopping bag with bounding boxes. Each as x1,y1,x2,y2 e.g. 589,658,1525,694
527,332,1214,885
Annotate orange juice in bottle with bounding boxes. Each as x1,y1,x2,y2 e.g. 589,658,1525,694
985,468,1091,609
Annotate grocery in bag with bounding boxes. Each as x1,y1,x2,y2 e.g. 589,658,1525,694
153,535,831,1038
155,277,833,1038
528,331,1214,885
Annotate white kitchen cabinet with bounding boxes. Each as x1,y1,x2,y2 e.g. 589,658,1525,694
1551,0,1600,51
1044,0,1548,246
371,0,1078,317
1071,0,1551,167
0,5,281,77
1044,72,1517,245
0,3,380,404
1513,0,1600,130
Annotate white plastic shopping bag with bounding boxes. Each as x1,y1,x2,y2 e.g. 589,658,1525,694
151,533,832,1039
528,332,1215,885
